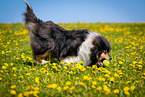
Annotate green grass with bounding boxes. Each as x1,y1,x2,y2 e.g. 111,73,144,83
0,22,145,97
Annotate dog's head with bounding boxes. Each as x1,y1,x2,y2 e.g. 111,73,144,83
96,50,112,67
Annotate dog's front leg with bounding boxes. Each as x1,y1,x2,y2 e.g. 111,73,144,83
33,52,49,64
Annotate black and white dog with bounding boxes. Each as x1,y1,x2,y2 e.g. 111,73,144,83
24,1,111,67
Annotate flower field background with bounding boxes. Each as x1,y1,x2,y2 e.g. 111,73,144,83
0,23,145,97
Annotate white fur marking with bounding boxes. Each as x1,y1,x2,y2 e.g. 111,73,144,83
41,60,48,64
34,59,48,64
61,32,100,66
61,56,80,64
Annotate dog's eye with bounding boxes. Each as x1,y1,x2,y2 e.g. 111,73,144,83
103,50,107,54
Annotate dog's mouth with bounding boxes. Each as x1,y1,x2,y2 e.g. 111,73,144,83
97,58,106,67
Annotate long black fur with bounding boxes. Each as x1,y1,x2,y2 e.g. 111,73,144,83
24,1,88,59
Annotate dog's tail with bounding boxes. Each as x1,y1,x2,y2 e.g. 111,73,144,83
24,1,41,32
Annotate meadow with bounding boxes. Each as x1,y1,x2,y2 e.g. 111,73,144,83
0,22,145,97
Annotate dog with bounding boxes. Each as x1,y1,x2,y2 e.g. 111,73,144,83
24,1,111,67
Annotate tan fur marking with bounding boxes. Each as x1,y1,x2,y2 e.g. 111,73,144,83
100,52,109,59
34,52,49,63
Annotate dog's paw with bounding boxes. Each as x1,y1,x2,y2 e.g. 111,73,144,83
34,60,48,64
41,60,48,64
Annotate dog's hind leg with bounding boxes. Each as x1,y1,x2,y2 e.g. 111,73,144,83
33,52,49,64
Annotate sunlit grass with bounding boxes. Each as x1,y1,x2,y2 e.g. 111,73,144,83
0,22,145,97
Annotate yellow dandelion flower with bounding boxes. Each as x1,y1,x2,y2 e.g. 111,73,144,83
28,85,34,89
83,75,89,80
0,77,2,80
98,77,102,81
63,66,67,70
123,87,129,91
105,74,110,78
19,76,24,79
29,90,33,94
24,91,30,96
140,46,144,49
138,65,143,69
97,86,102,91
121,67,125,69
133,61,137,64
12,67,16,70
52,66,57,70
10,63,14,66
33,90,39,94
103,85,109,91
76,63,84,69
139,59,143,64
4,63,8,66
102,78,106,81
11,85,16,89
92,81,97,85
26,73,30,75
66,81,71,85
105,89,111,95
70,86,75,90
2,66,7,69
86,66,91,69
81,67,86,71
124,91,130,95
57,87,62,90
10,90,16,95
79,61,84,64
119,61,123,64
2,51,5,54
75,81,78,84
92,65,97,69
0,70,3,73
110,77,115,82
49,84,57,89
113,89,119,93
114,73,119,77
63,86,69,90
34,87,39,91
60,62,66,64
79,82,85,86
135,81,139,83
18,93,23,97
130,86,136,91
47,78,50,82
35,77,40,84
92,85,96,88
21,53,25,59
126,81,131,84
7,42,10,44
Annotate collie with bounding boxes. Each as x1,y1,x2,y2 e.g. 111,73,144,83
24,1,111,67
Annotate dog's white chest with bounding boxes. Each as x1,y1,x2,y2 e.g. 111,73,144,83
61,32,100,66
